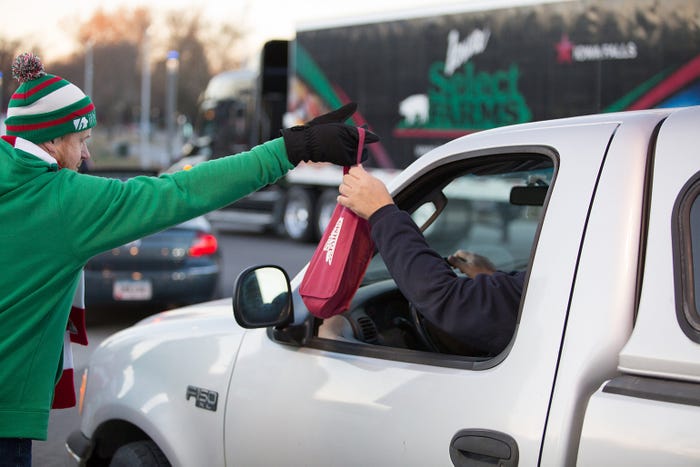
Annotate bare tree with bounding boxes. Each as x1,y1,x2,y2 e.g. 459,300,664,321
204,21,249,73
1,4,250,147
150,10,213,127
76,7,152,46
151,8,251,125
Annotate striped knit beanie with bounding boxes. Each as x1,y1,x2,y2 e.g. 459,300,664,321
5,52,96,144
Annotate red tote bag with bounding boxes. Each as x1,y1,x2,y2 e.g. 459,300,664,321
299,127,375,318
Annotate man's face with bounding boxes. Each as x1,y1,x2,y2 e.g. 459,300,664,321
53,130,92,171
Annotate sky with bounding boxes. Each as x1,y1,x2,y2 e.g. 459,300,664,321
0,0,554,63
0,0,444,60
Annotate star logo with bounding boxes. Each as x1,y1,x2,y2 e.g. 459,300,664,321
555,34,574,63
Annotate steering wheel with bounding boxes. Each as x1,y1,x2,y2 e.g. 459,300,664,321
409,303,441,353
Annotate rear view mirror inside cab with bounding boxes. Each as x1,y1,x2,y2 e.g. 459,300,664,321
510,181,549,206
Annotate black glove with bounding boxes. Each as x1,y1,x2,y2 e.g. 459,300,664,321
282,103,380,166
307,102,357,126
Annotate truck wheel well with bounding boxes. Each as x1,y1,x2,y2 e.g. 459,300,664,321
87,420,153,465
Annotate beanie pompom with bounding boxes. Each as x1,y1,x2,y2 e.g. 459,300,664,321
12,53,46,83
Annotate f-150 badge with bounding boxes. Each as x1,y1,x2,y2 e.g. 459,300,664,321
186,385,218,412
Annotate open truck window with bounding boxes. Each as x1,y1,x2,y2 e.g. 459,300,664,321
312,151,554,366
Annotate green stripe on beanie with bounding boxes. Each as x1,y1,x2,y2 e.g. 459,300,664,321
8,75,68,106
5,53,97,144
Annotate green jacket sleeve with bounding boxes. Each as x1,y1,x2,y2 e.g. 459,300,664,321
59,138,294,261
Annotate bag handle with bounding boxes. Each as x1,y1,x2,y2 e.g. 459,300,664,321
343,126,366,175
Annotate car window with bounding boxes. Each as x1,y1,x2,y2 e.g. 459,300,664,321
674,174,700,341
416,172,544,271
314,152,554,364
692,196,700,316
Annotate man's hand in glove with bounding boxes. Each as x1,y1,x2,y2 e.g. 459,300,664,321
282,103,379,166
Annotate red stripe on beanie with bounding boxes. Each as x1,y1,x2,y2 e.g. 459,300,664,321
4,103,95,132
12,75,63,99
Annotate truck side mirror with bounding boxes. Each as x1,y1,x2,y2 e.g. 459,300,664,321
233,265,293,328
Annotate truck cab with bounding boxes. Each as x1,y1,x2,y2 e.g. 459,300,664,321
69,107,700,466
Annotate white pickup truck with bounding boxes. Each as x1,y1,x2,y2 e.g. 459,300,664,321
67,106,700,466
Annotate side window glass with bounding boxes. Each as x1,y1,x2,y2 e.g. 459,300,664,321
419,173,545,273
674,174,700,341
314,154,554,364
691,198,700,315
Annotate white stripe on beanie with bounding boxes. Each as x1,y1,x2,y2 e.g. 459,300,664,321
7,82,87,118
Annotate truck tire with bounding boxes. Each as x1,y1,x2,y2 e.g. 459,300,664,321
283,187,316,242
109,440,170,467
315,189,339,239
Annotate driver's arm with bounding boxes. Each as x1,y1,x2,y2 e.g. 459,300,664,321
368,204,524,356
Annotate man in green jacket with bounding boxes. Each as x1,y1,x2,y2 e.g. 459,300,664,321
0,53,377,466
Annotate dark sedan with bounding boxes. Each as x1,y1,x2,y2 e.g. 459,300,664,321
83,169,221,310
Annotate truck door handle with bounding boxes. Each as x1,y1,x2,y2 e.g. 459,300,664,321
449,429,519,466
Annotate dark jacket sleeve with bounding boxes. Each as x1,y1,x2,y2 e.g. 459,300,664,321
369,204,524,355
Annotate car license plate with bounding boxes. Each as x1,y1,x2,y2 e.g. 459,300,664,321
113,280,152,301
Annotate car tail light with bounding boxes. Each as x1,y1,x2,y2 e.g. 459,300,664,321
189,232,218,257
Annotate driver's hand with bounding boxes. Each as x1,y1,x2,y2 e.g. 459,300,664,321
448,250,497,278
337,165,394,219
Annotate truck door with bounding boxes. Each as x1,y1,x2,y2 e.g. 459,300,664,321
224,121,619,466
577,106,700,465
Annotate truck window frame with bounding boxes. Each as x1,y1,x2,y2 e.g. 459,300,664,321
673,171,700,342
292,146,558,370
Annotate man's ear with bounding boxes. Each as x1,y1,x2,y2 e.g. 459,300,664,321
38,139,58,156
37,139,56,159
